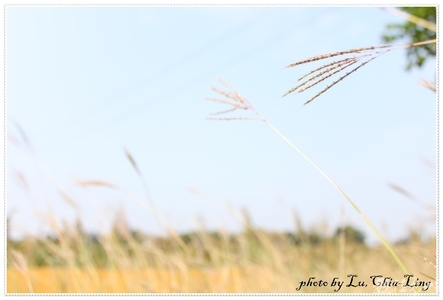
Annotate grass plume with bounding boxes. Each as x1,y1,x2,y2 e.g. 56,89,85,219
206,78,411,275
283,39,436,104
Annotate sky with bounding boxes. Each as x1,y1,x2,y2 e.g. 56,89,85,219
5,5,436,245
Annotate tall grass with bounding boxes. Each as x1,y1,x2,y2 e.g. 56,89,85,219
7,8,436,294
7,204,436,293
205,36,436,281
206,76,410,273
6,139,436,293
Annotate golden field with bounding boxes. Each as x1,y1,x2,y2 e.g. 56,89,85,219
7,214,436,294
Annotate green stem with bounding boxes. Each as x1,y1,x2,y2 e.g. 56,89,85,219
263,119,410,275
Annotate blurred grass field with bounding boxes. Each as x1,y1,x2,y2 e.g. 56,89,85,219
7,134,436,294
7,132,436,294
7,208,436,294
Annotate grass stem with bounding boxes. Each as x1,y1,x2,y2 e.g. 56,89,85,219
263,118,410,274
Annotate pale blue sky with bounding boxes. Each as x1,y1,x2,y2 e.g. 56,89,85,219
7,6,436,244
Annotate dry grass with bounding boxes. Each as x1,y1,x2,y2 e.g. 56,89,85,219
7,208,436,293
282,39,436,104
201,26,437,291
6,142,436,294
7,11,436,294
205,78,417,275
